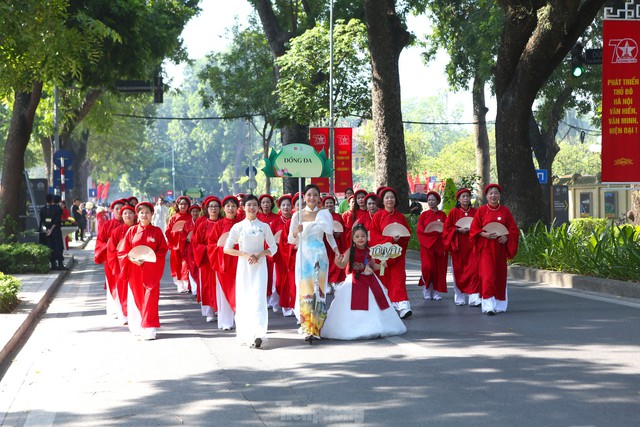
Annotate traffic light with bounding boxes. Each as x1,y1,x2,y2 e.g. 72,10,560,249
154,75,164,103
571,42,585,77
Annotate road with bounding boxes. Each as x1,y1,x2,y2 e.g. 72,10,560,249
1,244,639,426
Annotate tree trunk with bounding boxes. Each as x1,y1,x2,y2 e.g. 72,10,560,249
363,0,410,212
630,191,640,226
0,83,43,232
494,0,604,230
40,136,54,185
472,74,490,205
529,86,571,224
70,129,90,201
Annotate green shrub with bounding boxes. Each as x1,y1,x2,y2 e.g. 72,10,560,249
0,243,51,273
568,217,609,239
512,221,640,282
0,272,22,313
406,214,420,251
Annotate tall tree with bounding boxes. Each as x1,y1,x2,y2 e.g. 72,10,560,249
199,21,278,194
0,0,115,226
362,0,411,211
494,0,604,229
420,0,502,204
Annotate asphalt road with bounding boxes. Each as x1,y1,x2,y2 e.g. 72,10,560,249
1,247,639,426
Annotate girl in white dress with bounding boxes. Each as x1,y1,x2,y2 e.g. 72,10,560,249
224,195,277,348
321,224,406,340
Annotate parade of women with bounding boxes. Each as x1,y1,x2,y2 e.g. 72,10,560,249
92,181,518,346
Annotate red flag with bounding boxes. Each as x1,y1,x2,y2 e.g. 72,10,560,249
333,128,353,193
601,11,640,182
101,181,111,201
96,183,104,201
309,128,330,193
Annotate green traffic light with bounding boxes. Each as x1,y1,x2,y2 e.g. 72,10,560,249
572,66,584,77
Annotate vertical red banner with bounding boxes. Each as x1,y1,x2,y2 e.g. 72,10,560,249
602,4,640,182
309,128,330,193
334,128,353,193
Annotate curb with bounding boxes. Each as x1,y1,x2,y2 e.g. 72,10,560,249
507,265,640,299
409,249,639,300
0,257,74,367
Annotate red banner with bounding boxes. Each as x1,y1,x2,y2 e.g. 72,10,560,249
309,128,330,192
602,6,640,182
334,128,353,193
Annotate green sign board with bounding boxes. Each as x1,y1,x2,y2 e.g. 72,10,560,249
262,143,333,178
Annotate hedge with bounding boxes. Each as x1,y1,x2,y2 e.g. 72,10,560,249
0,243,51,274
0,272,22,313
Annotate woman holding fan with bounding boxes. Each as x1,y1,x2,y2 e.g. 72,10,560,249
369,187,413,319
469,184,519,315
443,188,480,306
416,191,448,301
118,202,168,340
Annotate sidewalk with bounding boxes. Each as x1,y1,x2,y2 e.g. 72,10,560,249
0,237,90,367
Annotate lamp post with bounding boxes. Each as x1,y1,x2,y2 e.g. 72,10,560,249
171,141,176,199
329,0,335,195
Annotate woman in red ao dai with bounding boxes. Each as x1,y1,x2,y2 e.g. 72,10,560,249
469,184,519,315
416,191,448,301
443,188,480,306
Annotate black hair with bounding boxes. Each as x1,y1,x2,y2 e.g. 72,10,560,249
302,183,320,196
244,194,259,205
349,223,369,275
46,194,54,203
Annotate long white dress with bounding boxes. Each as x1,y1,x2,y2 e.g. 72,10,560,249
288,208,337,337
321,247,407,340
225,218,277,345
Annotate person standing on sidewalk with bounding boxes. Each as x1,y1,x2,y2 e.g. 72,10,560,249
39,194,67,270
118,202,168,340
72,199,85,241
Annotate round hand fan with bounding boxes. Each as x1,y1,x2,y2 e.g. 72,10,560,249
116,239,125,252
128,245,157,263
333,220,344,233
273,230,282,242
382,222,411,237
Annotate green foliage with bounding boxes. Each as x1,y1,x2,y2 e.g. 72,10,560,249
441,178,457,214
0,243,51,274
553,140,601,176
568,217,608,238
512,221,640,282
0,215,19,244
0,272,22,314
406,214,420,251
276,19,371,125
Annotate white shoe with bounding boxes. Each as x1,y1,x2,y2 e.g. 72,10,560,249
142,328,157,340
272,303,281,313
206,316,214,323
282,308,295,317
422,286,431,300
432,292,442,301
399,308,413,319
